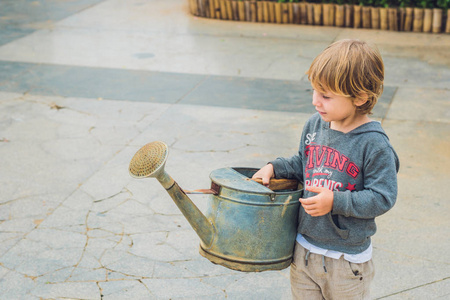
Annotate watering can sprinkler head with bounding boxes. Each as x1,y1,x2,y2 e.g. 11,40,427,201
129,141,168,179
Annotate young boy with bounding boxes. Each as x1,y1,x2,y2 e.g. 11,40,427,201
253,39,399,299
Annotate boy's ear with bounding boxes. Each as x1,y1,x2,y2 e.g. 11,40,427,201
354,92,369,107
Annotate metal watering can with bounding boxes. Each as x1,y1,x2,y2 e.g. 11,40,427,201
129,141,303,272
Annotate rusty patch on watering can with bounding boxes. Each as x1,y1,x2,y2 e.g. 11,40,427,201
281,195,293,217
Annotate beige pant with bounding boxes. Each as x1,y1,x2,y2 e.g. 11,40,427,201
290,242,374,300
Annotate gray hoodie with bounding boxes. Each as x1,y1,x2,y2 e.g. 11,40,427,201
271,113,399,254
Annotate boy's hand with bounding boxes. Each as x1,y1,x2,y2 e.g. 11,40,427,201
299,186,334,217
251,164,274,187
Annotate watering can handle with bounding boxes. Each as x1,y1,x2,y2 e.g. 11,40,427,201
251,178,299,191
183,178,298,194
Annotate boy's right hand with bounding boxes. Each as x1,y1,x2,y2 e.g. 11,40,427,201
252,163,274,187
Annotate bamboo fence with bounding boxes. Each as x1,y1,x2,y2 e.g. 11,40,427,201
188,0,450,33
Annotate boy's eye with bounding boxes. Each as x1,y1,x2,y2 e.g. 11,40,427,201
323,95,331,99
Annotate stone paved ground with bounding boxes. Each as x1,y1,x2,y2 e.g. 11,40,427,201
0,0,449,299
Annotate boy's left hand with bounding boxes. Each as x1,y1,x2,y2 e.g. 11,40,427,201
299,186,334,217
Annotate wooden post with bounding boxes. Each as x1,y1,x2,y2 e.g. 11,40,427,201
371,7,380,29
413,7,424,32
307,3,314,25
257,1,264,22
354,5,362,28
336,5,345,27
189,0,198,16
446,10,450,33
288,3,294,23
226,0,233,19
244,1,250,21
300,2,307,24
314,3,322,25
237,0,245,21
329,4,336,26
219,0,228,19
262,1,270,23
379,7,388,30
262,1,269,22
323,4,331,26
432,8,443,33
209,0,215,18
216,0,223,19
345,4,353,27
388,7,398,31
292,3,301,24
323,3,336,26
275,2,282,23
399,7,406,31
362,6,371,28
249,1,257,22
258,1,270,23
404,7,413,31
423,8,433,32
268,1,276,23
202,0,209,17
282,3,289,24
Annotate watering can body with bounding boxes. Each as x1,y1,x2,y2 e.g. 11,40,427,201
199,167,303,272
129,142,303,272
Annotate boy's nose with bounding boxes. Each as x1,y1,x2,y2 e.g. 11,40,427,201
312,96,321,107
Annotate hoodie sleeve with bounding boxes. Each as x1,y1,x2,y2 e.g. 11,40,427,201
332,146,400,219
270,154,303,182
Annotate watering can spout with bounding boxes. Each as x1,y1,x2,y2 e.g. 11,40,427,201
129,141,215,248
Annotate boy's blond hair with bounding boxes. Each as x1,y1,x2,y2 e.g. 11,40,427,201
306,39,384,115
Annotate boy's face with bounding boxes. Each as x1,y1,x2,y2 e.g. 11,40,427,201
312,88,359,124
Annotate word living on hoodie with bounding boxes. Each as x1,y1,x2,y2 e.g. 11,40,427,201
304,143,360,192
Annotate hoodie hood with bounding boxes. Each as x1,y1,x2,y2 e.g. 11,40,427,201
319,114,389,138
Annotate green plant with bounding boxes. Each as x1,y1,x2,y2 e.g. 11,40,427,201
398,0,413,7
436,0,450,9
371,0,384,6
378,0,390,7
413,0,434,7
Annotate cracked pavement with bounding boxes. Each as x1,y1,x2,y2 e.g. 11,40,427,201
0,0,449,299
